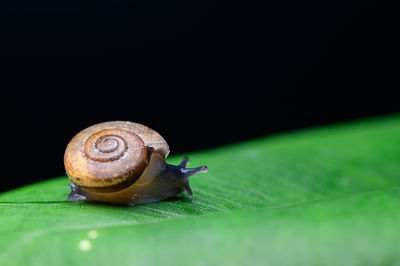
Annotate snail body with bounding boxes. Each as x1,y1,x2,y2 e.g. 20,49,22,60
64,121,208,205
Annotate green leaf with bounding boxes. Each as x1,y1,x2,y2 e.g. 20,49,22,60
1,115,400,266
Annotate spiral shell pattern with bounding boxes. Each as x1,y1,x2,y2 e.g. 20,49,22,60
84,130,129,162
64,121,169,192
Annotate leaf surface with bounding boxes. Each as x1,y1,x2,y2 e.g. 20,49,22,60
1,115,400,266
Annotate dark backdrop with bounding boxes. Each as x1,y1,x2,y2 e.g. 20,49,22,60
1,0,399,192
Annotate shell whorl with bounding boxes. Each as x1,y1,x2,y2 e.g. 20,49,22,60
84,129,130,162
64,121,170,192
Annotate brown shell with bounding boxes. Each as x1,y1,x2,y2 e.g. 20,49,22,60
64,121,170,192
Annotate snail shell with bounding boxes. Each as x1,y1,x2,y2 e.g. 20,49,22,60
64,121,208,205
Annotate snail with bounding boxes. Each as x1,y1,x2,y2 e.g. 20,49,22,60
64,121,208,205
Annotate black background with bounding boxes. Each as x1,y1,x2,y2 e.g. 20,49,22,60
1,0,399,192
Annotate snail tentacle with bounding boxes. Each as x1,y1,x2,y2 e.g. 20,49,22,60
180,165,209,179
178,157,190,168
165,157,208,196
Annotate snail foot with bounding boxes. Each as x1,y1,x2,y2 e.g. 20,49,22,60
67,183,87,201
